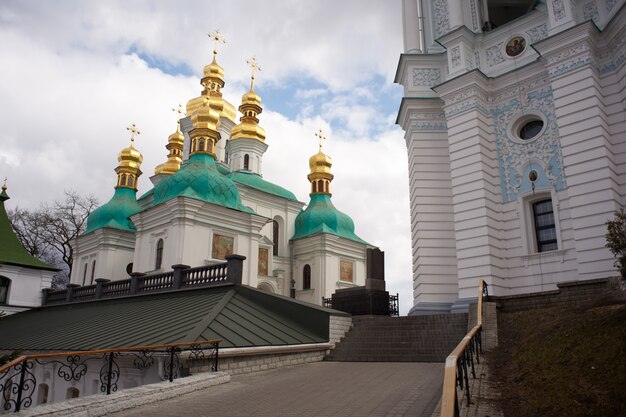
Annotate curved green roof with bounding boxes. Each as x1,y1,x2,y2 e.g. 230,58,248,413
216,162,230,176
152,153,252,213
228,171,298,201
0,189,58,271
85,187,141,234
292,194,367,244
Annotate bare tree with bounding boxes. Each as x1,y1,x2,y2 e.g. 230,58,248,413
8,190,99,288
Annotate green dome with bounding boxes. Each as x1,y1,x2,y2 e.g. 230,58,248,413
152,153,252,213
85,187,141,234
292,194,367,244
215,162,230,176
228,171,298,201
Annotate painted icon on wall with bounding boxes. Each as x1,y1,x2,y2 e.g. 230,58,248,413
340,260,353,282
212,234,234,260
258,248,268,275
506,36,526,57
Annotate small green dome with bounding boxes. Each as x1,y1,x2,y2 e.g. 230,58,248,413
85,187,141,234
152,153,252,212
292,194,367,244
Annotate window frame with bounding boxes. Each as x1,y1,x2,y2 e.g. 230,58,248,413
303,264,311,290
519,190,562,255
0,276,10,305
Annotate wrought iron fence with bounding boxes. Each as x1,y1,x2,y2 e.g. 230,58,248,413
42,255,246,306
0,340,220,413
440,280,489,417
322,293,400,317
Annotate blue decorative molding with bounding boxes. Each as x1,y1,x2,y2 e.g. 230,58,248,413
583,2,599,22
486,43,505,66
490,86,566,202
433,0,451,38
451,46,461,68
553,0,566,21
413,68,442,86
526,23,548,44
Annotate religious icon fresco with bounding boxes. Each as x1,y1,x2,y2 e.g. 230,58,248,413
506,36,526,57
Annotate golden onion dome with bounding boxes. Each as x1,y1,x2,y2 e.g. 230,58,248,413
191,98,220,131
118,144,143,169
203,57,225,81
309,151,332,174
154,129,184,175
242,89,262,107
187,94,236,123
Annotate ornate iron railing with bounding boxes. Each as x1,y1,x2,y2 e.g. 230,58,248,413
0,340,220,413
440,280,489,417
322,293,400,317
42,255,246,306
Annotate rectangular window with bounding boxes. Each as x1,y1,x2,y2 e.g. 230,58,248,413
340,260,353,282
533,199,557,252
258,248,268,276
212,234,234,260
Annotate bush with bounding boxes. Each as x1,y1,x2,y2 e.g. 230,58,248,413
605,209,626,280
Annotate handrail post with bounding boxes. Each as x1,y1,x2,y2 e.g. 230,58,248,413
95,278,110,299
172,264,190,289
65,284,80,303
41,288,53,306
130,272,145,294
214,342,219,372
106,353,114,395
14,358,29,412
168,348,175,382
225,255,246,284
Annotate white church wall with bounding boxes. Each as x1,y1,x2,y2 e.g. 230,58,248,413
0,265,53,313
71,229,136,283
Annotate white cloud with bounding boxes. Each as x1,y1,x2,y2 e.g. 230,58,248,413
0,0,413,314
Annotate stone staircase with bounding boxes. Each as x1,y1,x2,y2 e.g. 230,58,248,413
325,314,468,362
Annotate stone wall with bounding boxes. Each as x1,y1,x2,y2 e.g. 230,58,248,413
329,315,352,345
188,344,331,376
490,277,625,312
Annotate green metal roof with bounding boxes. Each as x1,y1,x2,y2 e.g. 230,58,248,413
84,187,141,234
0,285,335,350
0,188,58,271
228,171,298,201
292,194,368,244
215,162,230,176
152,154,253,213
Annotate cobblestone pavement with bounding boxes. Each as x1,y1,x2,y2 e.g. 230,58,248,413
108,362,444,417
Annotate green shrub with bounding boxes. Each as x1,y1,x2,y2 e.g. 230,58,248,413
606,209,626,280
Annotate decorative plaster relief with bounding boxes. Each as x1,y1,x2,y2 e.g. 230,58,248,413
599,28,626,74
465,46,474,68
412,68,442,87
526,24,548,44
470,0,479,31
583,2,599,21
486,43,506,66
606,0,618,12
490,86,566,202
409,121,448,131
553,0,566,21
451,46,461,68
433,0,451,38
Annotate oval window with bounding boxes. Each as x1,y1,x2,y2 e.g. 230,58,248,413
519,120,544,140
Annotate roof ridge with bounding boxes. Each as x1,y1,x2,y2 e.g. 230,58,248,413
184,287,237,341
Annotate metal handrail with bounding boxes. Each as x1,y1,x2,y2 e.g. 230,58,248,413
440,279,488,417
0,340,221,413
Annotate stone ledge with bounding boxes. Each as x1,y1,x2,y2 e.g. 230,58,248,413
16,372,230,417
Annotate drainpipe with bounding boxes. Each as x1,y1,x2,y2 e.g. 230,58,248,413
289,240,295,298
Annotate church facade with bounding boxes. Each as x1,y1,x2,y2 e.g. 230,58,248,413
396,0,626,313
69,46,371,307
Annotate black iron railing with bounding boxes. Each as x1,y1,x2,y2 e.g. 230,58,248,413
42,255,246,306
0,340,220,413
322,293,400,317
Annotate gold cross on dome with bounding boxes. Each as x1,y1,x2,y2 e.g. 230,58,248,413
246,56,261,90
127,123,141,145
208,30,226,57
172,104,186,125
315,129,326,151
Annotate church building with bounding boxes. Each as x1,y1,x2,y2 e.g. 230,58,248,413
396,1,626,314
69,38,372,307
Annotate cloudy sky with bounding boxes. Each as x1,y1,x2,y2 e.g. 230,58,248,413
0,1,412,313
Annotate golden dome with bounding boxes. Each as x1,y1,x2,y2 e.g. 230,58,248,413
118,144,143,169
230,57,265,142
309,150,332,174
203,57,225,81
191,98,220,131
115,134,143,190
187,94,236,123
154,128,184,175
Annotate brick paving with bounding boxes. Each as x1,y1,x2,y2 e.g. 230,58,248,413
108,362,444,417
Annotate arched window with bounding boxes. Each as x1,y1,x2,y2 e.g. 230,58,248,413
0,277,10,305
37,384,49,405
82,263,88,286
318,180,323,193
199,138,205,151
243,154,250,170
128,176,134,188
120,174,127,187
155,239,164,270
303,264,311,290
66,387,79,399
90,260,96,285
312,181,317,193
532,199,557,252
273,220,279,256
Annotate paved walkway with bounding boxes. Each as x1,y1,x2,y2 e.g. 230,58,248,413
108,362,444,417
